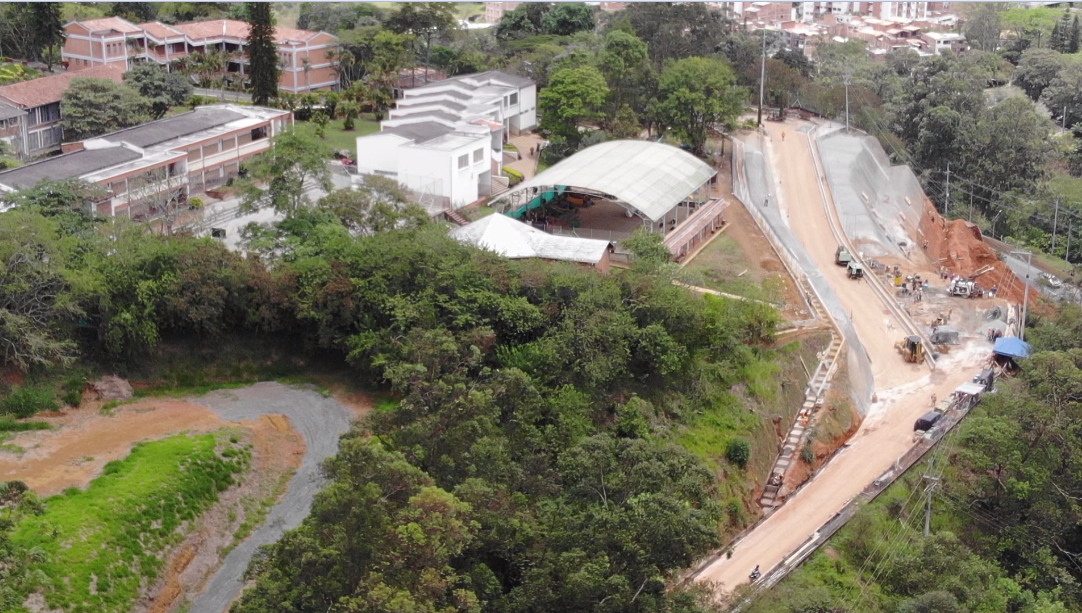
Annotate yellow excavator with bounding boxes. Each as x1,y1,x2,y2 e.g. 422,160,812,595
895,335,925,363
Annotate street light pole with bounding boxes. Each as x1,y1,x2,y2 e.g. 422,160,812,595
1011,249,1032,342
757,29,766,128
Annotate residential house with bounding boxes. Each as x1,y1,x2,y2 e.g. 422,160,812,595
920,31,967,54
0,64,125,159
0,104,292,218
63,17,339,93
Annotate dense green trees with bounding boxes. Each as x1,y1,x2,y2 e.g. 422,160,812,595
60,78,151,140
655,57,745,155
0,166,788,613
539,66,609,148
123,63,193,119
246,2,280,105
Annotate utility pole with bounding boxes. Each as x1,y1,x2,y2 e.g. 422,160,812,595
1065,105,1069,131
1012,249,1033,341
923,475,940,537
757,29,766,128
843,63,852,134
1066,220,1072,268
1052,198,1060,256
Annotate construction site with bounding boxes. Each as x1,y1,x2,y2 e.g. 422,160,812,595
688,117,1037,604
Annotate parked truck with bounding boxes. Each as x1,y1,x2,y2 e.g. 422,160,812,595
836,246,852,266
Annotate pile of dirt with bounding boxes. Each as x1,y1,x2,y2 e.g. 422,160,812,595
918,202,1034,305
91,375,133,401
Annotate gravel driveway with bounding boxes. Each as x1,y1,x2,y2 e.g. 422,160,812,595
188,382,353,613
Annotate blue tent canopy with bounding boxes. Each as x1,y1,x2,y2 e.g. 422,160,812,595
994,337,1032,360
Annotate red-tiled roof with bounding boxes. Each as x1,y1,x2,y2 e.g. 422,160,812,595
0,65,125,109
170,19,325,44
139,21,185,40
72,17,144,34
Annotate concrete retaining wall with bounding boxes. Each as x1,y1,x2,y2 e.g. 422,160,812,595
734,134,874,416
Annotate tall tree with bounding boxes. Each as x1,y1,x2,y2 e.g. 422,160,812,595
598,30,652,119
538,65,609,149
123,63,193,119
238,129,332,216
1014,47,1067,101
1071,16,1081,54
1040,62,1082,130
540,2,595,36
61,78,151,140
317,175,430,236
623,3,729,66
963,3,1004,52
386,2,456,84
246,1,279,105
30,3,64,69
655,57,745,155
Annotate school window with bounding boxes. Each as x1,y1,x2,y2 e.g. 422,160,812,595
473,148,483,163
457,154,468,169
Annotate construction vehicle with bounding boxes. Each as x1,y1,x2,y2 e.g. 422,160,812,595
847,261,864,279
835,246,852,266
895,335,925,363
948,278,982,298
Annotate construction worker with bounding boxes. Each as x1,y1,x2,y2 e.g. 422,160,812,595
931,393,937,407
782,132,786,141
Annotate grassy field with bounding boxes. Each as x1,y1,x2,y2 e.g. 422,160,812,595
683,233,780,299
370,2,483,18
296,117,380,155
12,432,250,613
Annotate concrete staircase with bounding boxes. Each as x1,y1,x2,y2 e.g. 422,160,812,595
759,284,845,510
444,209,470,226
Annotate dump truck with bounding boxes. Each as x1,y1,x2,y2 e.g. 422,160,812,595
895,335,925,363
847,261,864,279
835,246,852,266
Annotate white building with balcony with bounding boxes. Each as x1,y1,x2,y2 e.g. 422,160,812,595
356,70,537,211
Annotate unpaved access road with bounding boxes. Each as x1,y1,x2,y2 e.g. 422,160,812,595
693,122,985,596
188,382,353,613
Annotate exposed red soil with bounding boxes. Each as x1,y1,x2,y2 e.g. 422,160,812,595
919,202,1036,305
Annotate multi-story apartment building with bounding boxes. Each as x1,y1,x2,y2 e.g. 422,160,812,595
0,64,125,159
0,104,292,218
794,1,928,22
62,17,339,93
485,2,523,24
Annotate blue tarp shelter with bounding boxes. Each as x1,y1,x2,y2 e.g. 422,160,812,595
994,337,1032,360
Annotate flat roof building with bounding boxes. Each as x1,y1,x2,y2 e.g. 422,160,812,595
0,104,292,220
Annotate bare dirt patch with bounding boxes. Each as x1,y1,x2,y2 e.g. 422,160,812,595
138,415,306,613
919,203,1035,305
0,399,226,496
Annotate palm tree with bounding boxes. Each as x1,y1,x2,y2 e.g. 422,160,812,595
301,57,312,91
337,100,359,131
336,49,355,90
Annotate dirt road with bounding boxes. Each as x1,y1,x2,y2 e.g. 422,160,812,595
693,122,984,595
189,382,354,613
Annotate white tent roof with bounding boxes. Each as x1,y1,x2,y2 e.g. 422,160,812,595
496,140,716,223
450,213,610,265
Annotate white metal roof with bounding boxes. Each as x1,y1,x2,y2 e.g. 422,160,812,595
450,213,610,265
954,382,986,396
495,140,716,223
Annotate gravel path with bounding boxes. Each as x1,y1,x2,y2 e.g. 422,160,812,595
188,382,353,613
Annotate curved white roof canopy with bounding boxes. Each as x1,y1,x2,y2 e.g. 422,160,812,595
494,140,716,223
